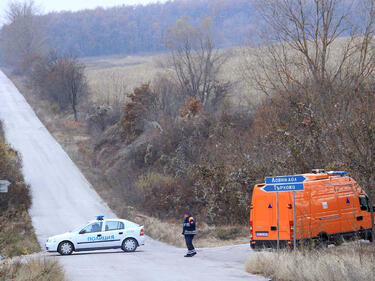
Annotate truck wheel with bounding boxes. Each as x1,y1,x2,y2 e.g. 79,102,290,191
58,241,74,255
316,233,328,249
365,230,373,242
122,238,138,252
334,236,344,246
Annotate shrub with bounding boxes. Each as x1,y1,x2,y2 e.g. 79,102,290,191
136,172,194,218
180,98,202,118
0,136,31,212
215,226,242,240
120,84,158,143
0,258,66,281
245,242,375,281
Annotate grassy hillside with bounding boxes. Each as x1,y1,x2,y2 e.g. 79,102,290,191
0,122,40,258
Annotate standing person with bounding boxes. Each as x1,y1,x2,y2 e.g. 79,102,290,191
182,211,197,257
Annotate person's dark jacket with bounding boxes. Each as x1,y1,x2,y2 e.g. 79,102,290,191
182,216,197,235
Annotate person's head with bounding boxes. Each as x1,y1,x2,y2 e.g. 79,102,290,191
184,211,190,218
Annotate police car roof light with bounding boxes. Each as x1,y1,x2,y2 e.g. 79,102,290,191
97,216,104,220
327,171,347,176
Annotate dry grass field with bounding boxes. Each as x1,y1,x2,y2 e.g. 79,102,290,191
83,54,166,104
83,48,255,107
246,241,375,281
83,37,355,108
0,257,66,281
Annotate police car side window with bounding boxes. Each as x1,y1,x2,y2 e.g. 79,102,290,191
81,222,103,234
105,221,125,231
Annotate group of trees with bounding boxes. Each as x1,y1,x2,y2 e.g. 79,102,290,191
2,0,375,231
90,0,375,229
0,1,88,121
0,1,46,71
41,0,256,57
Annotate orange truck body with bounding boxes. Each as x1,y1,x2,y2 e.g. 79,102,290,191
250,172,373,249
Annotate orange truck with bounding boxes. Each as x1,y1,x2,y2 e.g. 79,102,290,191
250,170,374,249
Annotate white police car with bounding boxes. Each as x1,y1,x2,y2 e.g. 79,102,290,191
45,216,145,255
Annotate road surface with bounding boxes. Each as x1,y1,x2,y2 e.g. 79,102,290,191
0,70,265,281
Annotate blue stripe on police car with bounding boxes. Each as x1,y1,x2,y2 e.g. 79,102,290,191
88,235,115,242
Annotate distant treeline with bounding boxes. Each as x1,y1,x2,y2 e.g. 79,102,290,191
42,0,257,57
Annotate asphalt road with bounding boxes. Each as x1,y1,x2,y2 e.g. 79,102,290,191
0,70,265,281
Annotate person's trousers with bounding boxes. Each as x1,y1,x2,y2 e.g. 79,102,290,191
184,235,196,253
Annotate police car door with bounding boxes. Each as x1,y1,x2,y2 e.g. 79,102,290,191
103,220,125,248
76,221,105,250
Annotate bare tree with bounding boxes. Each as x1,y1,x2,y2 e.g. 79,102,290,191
166,17,229,109
242,0,375,96
30,53,88,121
63,57,87,121
0,0,47,71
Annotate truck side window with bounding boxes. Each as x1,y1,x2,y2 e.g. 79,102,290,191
359,195,370,212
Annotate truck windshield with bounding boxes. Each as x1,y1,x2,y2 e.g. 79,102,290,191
359,195,370,212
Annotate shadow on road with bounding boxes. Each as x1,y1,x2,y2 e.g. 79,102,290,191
47,250,145,257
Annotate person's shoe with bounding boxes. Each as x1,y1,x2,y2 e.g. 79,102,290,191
184,253,193,257
191,251,197,256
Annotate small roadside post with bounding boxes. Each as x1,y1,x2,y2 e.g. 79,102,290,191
276,191,279,250
0,180,10,261
263,175,306,251
0,180,10,193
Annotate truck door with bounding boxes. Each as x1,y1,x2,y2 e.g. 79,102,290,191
358,194,372,232
311,183,341,237
337,184,357,234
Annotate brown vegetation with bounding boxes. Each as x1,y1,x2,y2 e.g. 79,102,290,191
0,123,40,258
0,258,66,281
29,52,88,121
137,215,248,248
246,242,375,281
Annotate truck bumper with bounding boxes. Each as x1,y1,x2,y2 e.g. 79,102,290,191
250,239,294,249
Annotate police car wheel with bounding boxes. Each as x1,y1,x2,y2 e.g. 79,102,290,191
122,238,137,252
58,241,74,255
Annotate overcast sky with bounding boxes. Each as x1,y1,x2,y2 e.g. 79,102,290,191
0,0,169,25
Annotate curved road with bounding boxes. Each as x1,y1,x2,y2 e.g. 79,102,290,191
0,70,264,281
